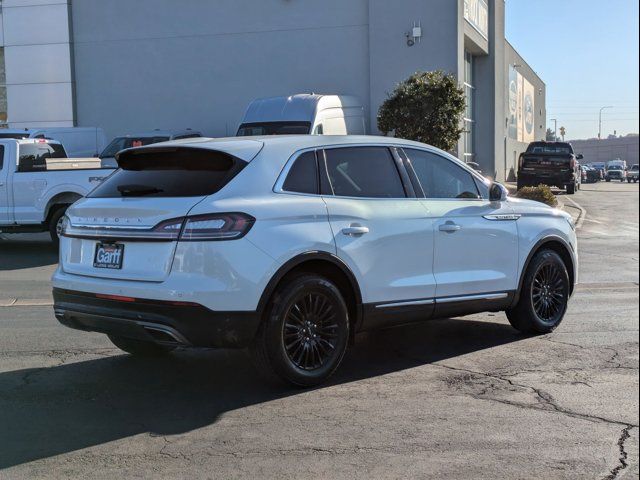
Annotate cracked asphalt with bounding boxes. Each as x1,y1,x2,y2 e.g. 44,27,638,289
0,181,637,479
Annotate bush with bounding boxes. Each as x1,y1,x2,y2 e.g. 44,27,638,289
377,70,466,151
515,185,558,207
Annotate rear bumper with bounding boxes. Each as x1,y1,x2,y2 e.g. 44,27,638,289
518,172,574,188
53,288,260,348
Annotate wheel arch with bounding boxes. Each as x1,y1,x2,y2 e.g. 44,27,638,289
257,251,363,335
44,192,83,224
513,236,576,306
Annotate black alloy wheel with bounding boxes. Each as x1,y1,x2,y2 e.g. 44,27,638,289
251,274,349,387
531,262,568,325
506,249,570,334
283,291,341,371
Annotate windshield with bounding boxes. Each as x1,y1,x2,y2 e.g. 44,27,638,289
527,143,572,155
100,136,170,158
631,165,639,171
608,166,623,170
237,122,311,136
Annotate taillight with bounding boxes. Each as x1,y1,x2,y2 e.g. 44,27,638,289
179,213,255,241
62,213,253,241
151,218,184,240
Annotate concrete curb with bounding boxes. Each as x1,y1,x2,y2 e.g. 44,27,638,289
0,298,53,307
562,196,587,230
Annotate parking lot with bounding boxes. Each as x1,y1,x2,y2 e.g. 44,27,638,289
0,181,638,479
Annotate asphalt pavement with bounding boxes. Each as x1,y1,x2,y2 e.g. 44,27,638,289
0,181,638,479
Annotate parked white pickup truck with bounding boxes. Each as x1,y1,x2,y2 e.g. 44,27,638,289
0,139,114,243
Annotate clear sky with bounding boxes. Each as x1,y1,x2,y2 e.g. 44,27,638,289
506,0,639,140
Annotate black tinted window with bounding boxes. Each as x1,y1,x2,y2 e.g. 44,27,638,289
17,143,66,172
89,149,245,198
237,122,311,136
0,145,4,169
283,151,318,194
323,147,405,198
404,149,480,199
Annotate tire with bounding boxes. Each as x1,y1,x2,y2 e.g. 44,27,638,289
606,179,611,182
108,335,175,356
506,250,570,334
566,182,576,195
250,274,350,387
48,206,68,245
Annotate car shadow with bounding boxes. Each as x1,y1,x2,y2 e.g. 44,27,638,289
0,317,525,469
0,239,58,271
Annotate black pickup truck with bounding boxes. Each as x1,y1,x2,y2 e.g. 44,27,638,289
517,141,583,194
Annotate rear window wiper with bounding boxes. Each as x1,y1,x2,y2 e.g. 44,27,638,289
117,184,164,196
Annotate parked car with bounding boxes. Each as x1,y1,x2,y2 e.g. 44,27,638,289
237,94,366,136
590,162,606,179
0,139,114,243
580,166,587,184
0,127,107,158
99,129,202,167
627,164,639,183
517,141,583,194
582,166,601,184
605,162,627,182
53,135,578,386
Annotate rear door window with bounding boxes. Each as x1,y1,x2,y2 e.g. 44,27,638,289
88,148,246,198
322,147,406,198
17,143,66,172
282,151,318,194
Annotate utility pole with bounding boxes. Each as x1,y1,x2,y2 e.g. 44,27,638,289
598,106,613,140
549,118,558,141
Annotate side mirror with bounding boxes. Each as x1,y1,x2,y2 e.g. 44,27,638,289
576,154,584,160
489,182,508,202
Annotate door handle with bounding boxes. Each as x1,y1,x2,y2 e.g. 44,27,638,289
439,222,461,233
342,225,369,236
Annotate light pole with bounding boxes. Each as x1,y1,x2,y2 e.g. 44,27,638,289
549,118,558,141
598,106,613,140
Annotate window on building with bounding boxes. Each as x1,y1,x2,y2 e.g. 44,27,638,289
463,51,475,163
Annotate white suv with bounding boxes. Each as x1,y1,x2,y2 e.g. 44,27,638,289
53,136,578,386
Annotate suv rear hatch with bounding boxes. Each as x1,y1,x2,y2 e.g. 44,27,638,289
60,141,261,282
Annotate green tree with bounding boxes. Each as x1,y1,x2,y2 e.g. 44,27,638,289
545,128,556,141
377,70,466,151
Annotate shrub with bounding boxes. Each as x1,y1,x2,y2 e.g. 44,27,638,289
515,184,558,207
377,70,466,151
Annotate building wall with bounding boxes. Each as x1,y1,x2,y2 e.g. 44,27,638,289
1,0,544,182
569,136,639,166
72,0,371,139
504,40,546,181
0,0,74,129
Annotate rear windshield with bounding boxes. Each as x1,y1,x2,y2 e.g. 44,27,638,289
100,136,170,158
17,143,67,172
237,122,311,136
526,143,572,155
88,148,246,198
